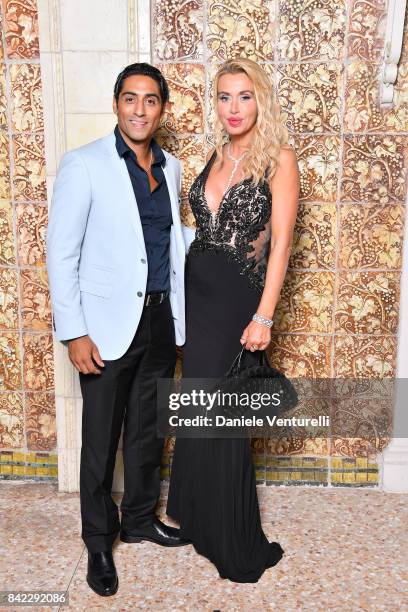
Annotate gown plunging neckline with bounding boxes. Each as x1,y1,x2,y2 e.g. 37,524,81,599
203,151,248,220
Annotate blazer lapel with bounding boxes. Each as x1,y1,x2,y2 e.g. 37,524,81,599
162,154,183,256
102,132,147,257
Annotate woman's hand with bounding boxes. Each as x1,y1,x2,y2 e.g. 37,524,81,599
240,320,271,352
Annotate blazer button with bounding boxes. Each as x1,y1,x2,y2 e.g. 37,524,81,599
137,291,143,297
141,258,146,264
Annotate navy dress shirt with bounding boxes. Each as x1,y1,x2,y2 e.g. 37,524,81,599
115,125,173,293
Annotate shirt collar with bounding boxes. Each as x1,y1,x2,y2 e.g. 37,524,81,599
114,124,166,166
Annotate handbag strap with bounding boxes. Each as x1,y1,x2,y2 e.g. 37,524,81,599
226,347,270,377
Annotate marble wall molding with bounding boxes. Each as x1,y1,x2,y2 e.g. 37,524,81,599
380,0,407,104
38,0,73,491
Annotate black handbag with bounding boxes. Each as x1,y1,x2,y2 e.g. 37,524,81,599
214,347,299,420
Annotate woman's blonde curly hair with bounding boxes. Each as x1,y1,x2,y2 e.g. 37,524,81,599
213,58,289,185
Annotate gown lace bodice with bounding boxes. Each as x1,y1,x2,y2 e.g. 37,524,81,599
188,151,272,292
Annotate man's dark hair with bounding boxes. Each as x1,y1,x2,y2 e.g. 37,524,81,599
113,63,169,105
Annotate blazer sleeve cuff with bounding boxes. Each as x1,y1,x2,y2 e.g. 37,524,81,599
53,314,88,344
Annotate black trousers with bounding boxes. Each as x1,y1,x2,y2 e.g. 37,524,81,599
79,296,176,553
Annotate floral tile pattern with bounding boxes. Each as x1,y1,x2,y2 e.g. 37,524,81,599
207,0,275,61
344,62,379,132
277,63,342,133
10,63,43,132
273,271,334,333
344,62,408,133
25,392,56,451
180,196,196,228
347,0,387,61
12,133,47,201
20,268,51,330
0,12,4,60
1,0,39,60
333,335,397,378
16,204,47,266
163,436,175,456
158,64,205,135
251,437,265,456
0,332,21,390
339,204,405,270
335,272,400,335
0,130,11,199
330,437,388,458
204,64,219,133
267,433,329,457
157,133,205,197
23,333,54,391
278,0,346,61
0,267,18,329
153,0,203,60
289,203,336,270
401,10,408,60
341,136,408,203
0,63,6,127
0,201,15,265
0,0,54,459
268,334,332,378
292,135,340,202
0,391,24,447
392,63,408,132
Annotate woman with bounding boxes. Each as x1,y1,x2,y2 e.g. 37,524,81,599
167,58,299,583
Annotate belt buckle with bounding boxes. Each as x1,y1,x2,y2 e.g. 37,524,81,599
145,291,167,307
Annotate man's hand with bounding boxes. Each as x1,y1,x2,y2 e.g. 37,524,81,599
68,335,105,374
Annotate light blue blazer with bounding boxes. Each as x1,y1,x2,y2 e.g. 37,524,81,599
46,130,190,360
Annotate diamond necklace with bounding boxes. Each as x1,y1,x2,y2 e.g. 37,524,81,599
209,143,248,229
225,142,248,192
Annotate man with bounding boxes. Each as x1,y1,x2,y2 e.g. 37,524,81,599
46,63,188,597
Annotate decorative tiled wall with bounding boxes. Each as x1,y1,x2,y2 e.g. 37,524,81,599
0,0,56,480
154,0,408,486
1,0,407,487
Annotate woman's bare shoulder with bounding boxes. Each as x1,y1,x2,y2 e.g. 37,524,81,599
276,144,298,168
269,144,299,187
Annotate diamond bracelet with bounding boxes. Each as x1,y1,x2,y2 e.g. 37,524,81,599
252,313,273,328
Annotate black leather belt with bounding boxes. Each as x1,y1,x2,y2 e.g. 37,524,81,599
144,290,169,307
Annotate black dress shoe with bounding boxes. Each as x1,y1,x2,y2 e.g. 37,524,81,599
120,517,190,547
86,551,118,597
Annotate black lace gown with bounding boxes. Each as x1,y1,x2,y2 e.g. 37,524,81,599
166,152,284,583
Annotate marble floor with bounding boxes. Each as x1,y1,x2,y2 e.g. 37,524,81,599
0,482,407,611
